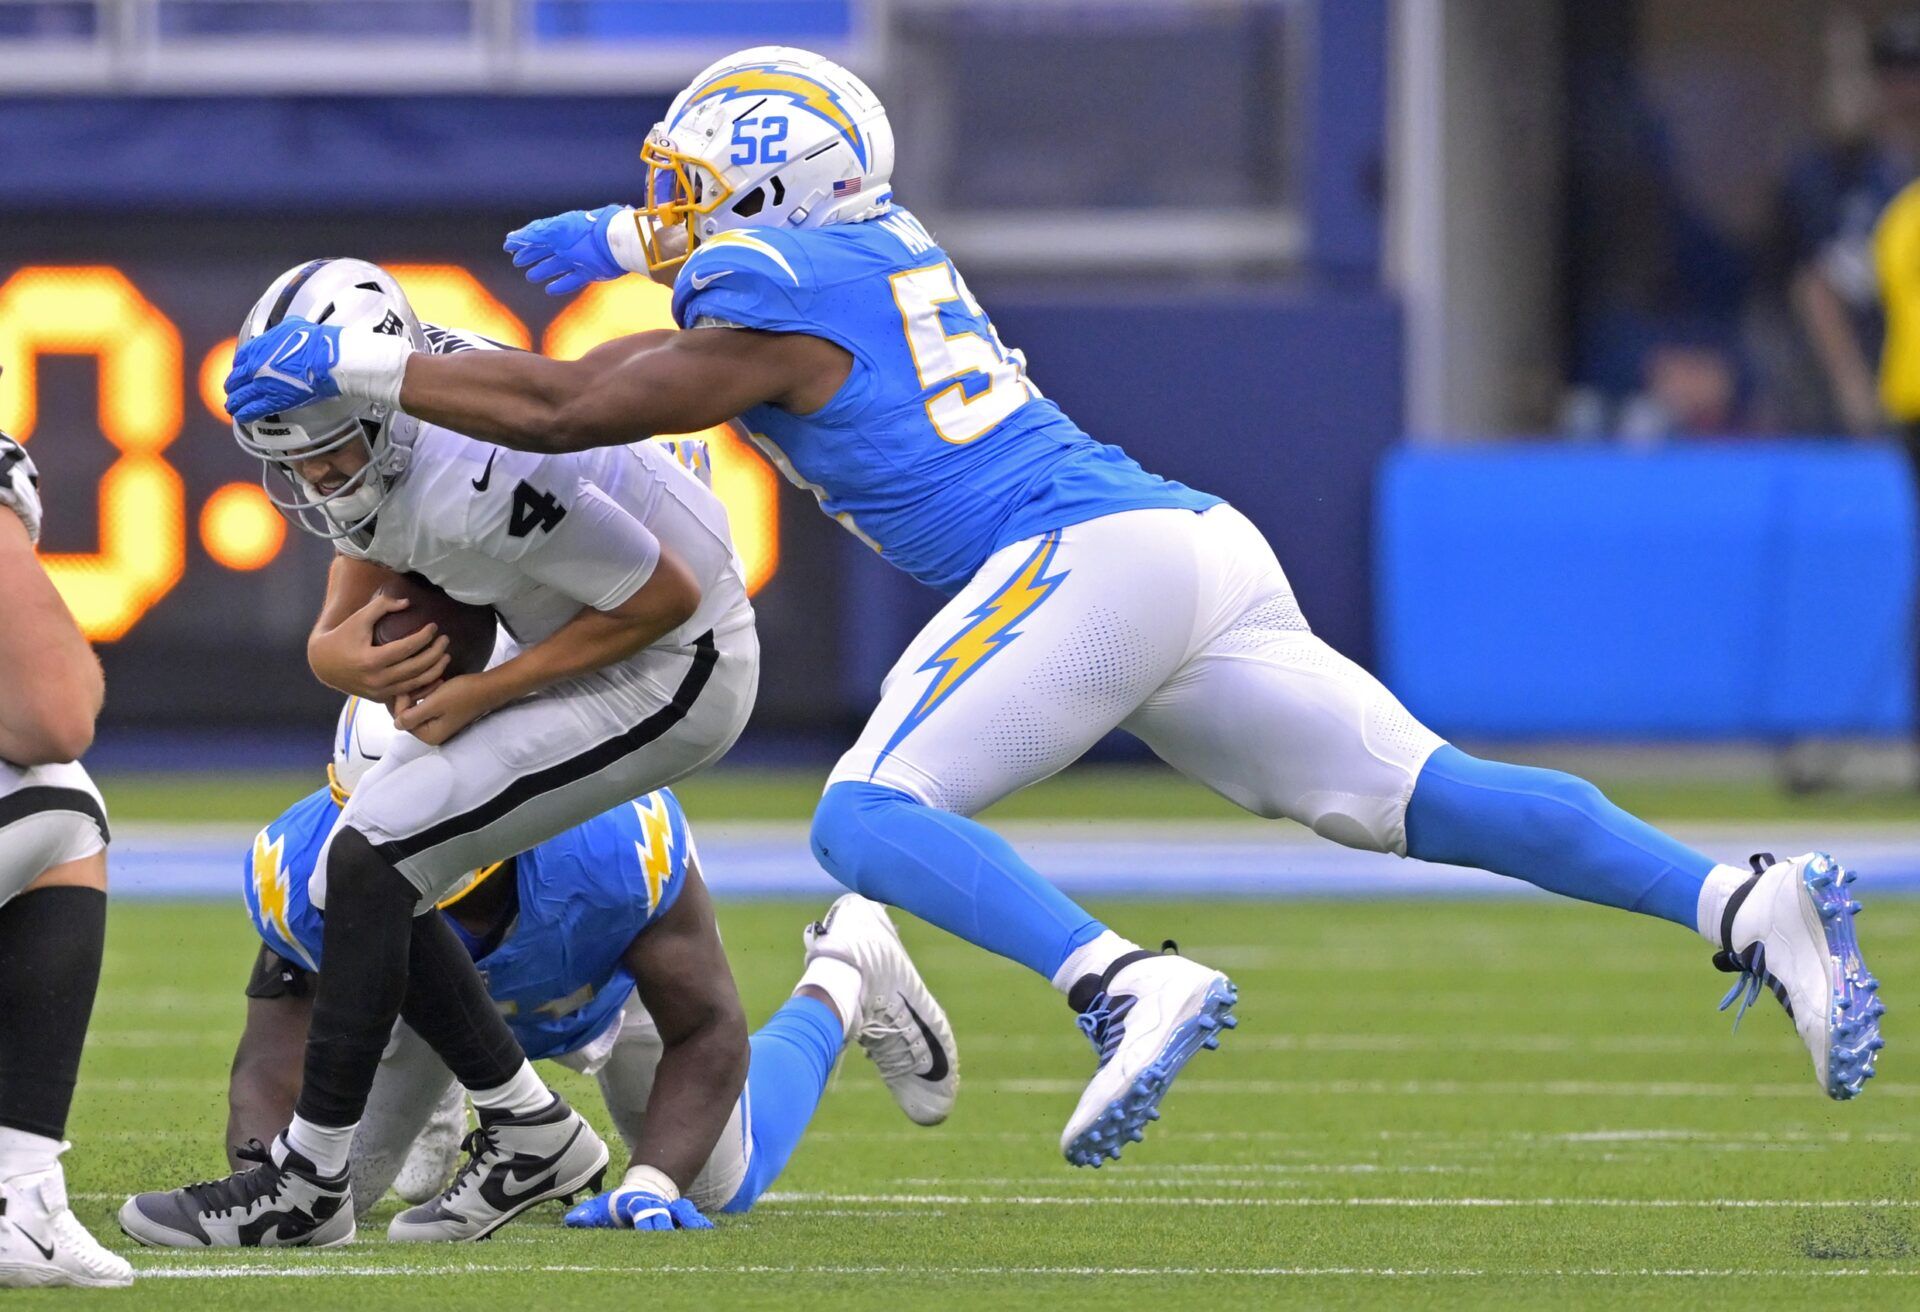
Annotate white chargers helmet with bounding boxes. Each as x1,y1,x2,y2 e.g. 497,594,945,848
232,258,427,541
638,45,895,274
328,695,395,804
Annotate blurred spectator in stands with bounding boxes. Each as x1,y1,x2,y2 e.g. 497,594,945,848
1561,334,1747,444
1779,12,1920,437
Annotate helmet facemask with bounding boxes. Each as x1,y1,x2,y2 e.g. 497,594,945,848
639,129,734,275
237,405,403,543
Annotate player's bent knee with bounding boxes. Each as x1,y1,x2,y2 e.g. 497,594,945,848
22,849,108,896
811,781,916,897
325,826,421,910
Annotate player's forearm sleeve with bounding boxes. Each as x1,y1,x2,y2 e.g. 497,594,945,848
607,208,650,275
333,329,413,409
520,484,662,611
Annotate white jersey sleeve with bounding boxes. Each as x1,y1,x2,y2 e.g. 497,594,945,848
460,450,661,612
0,433,43,545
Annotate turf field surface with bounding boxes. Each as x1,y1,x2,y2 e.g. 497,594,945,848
38,894,1920,1309
94,762,1920,827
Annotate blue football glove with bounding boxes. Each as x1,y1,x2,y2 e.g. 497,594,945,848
564,1186,714,1232
225,318,344,423
504,204,631,296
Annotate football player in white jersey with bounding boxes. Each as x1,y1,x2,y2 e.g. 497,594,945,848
226,49,1883,1174
129,260,760,1248
0,421,133,1287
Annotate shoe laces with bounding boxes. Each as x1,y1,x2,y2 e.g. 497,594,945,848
1713,941,1793,1030
435,1122,504,1204
860,1004,923,1081
47,1207,124,1276
182,1140,287,1218
1076,991,1137,1069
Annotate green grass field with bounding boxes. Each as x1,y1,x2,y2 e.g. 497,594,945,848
34,892,1920,1309
93,762,1920,826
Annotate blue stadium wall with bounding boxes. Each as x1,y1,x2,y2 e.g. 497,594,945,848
0,55,1400,735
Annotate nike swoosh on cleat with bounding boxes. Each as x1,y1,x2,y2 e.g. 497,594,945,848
498,1125,583,1199
901,997,950,1083
499,1167,557,1199
471,450,498,492
18,1229,53,1261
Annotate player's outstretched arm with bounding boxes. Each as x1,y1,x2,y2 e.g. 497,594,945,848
0,508,102,766
226,948,312,1167
618,857,751,1196
394,327,851,454
227,315,851,453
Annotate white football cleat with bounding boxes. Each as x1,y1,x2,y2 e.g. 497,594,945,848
387,1095,607,1242
0,1164,132,1288
393,1083,467,1205
804,894,958,1126
1061,949,1237,1167
1713,852,1884,1100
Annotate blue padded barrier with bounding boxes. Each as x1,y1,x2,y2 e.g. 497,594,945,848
1377,442,1916,738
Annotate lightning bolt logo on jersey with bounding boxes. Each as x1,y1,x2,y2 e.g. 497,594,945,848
241,788,694,1060
669,210,1219,597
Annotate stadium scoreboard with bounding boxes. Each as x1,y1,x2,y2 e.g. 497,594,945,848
0,218,849,729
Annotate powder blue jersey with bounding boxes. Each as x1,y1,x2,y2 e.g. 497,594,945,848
670,209,1219,596
243,786,692,1060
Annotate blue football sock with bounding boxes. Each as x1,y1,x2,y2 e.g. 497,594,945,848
1403,745,1711,927
812,781,1107,980
719,995,845,1214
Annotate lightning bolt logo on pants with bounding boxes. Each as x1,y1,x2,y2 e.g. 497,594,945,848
874,531,1068,771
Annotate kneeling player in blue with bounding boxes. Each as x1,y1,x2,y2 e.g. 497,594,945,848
152,698,956,1241
228,47,1884,1169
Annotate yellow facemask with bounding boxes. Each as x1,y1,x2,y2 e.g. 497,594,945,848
639,133,733,275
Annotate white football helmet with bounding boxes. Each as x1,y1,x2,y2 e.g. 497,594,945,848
639,45,895,273
328,695,395,804
232,258,426,541
327,694,504,909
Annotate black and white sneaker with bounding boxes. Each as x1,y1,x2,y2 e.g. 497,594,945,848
387,1095,608,1242
118,1135,353,1249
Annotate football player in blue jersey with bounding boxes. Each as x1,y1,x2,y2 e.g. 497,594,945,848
227,46,1884,1168
126,698,957,1244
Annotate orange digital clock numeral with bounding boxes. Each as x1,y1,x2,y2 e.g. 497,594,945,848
0,267,185,641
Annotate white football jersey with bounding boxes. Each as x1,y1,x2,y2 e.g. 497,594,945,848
342,424,750,649
0,432,42,545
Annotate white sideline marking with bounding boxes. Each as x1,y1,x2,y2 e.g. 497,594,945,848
127,1262,1920,1281
756,1192,1920,1209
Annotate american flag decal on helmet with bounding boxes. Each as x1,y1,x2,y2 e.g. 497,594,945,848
833,177,863,196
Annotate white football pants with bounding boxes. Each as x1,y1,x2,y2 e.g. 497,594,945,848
0,761,108,906
828,505,1444,854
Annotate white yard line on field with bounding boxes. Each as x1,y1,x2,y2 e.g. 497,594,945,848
962,1031,1734,1055
127,1261,1920,1281
756,1191,1920,1209
981,1077,1916,1098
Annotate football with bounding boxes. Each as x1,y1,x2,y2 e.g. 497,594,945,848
372,572,497,679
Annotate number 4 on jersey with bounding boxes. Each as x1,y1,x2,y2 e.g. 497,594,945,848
508,481,567,538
